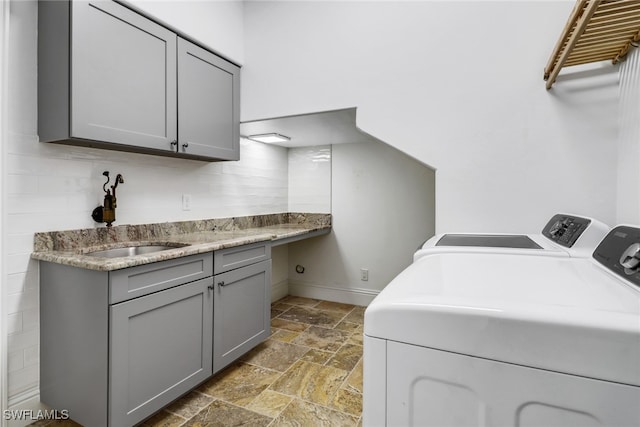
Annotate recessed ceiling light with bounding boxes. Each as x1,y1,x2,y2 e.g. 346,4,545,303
247,133,291,144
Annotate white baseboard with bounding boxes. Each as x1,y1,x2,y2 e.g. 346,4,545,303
6,388,48,427
288,280,378,306
271,279,289,302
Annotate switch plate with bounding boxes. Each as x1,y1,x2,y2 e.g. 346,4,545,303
360,268,369,281
182,194,192,211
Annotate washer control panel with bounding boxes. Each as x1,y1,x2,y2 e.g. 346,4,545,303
542,214,591,248
593,226,640,289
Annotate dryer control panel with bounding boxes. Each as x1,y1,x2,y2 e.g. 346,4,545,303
542,214,591,248
593,226,640,289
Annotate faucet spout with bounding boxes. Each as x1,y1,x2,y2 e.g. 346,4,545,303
111,174,124,199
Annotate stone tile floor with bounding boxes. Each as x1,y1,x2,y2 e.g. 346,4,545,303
33,296,366,427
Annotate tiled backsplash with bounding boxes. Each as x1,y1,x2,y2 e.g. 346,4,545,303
289,146,331,213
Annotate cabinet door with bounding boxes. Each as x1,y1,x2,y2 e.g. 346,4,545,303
71,1,177,152
110,278,213,426
178,38,240,160
213,260,271,373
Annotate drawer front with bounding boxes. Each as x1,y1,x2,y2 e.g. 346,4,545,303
109,253,213,304
214,242,271,274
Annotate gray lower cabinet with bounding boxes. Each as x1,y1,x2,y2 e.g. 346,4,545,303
38,0,240,161
40,253,213,427
213,243,272,373
110,278,213,426
40,244,271,426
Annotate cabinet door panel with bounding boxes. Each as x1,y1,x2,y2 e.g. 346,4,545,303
71,1,177,151
110,278,213,426
213,260,271,372
178,38,240,160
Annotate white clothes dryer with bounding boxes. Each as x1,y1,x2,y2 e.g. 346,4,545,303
414,213,610,261
364,225,640,427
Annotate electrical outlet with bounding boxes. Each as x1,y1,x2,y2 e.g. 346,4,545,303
360,268,369,281
182,194,192,211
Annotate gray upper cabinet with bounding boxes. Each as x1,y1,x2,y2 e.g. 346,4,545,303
38,0,240,161
178,38,240,160
71,1,177,151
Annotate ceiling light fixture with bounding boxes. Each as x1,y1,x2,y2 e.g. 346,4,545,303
247,133,291,144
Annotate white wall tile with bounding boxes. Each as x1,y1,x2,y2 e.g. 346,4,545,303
6,273,26,295
7,174,37,194
7,313,23,336
288,146,331,213
21,309,39,332
23,345,39,367
8,351,24,373
6,254,33,275
6,288,38,316
8,366,39,397
6,234,35,254
7,330,38,353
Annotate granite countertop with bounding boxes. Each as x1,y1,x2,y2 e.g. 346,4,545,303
31,213,331,271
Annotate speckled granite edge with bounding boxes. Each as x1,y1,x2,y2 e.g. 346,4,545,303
31,213,331,271
33,213,331,252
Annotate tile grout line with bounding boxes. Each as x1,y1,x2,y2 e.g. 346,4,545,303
270,298,363,424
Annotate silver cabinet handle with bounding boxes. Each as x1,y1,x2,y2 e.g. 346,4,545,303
207,285,214,291
170,140,178,148
218,281,226,287
182,143,189,150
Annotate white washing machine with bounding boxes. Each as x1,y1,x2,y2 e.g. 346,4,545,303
364,225,640,427
414,213,610,261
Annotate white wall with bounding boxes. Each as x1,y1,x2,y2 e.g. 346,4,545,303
242,0,620,233
288,140,435,305
618,47,640,225
3,0,256,408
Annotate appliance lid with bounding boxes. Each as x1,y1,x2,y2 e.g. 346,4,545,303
436,234,542,249
416,233,569,261
365,253,640,386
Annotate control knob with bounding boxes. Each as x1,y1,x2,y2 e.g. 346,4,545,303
620,243,640,273
549,219,569,238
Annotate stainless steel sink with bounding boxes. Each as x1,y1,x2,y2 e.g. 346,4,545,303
85,245,181,258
